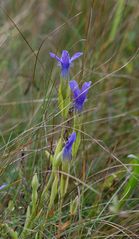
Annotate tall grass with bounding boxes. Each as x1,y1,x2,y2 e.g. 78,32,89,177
0,0,139,238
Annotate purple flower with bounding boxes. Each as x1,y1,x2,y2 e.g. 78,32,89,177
49,50,83,78
69,80,91,112
0,183,7,190
63,132,76,160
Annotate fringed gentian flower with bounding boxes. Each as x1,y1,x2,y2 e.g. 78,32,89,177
49,50,83,78
0,183,7,190
63,132,76,160
69,80,91,112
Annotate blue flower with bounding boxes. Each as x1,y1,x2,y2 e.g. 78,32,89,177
63,132,76,160
69,80,91,112
0,183,7,190
49,50,83,78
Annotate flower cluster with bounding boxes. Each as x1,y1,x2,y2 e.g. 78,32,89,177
50,49,91,160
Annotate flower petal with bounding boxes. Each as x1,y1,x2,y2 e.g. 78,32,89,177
49,52,61,62
61,67,69,78
69,80,80,98
66,132,76,148
73,81,91,112
70,52,83,62
0,183,7,190
63,147,72,160
61,50,70,65
81,81,91,99
63,132,76,160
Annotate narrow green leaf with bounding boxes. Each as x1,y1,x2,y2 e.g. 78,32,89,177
109,0,125,41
